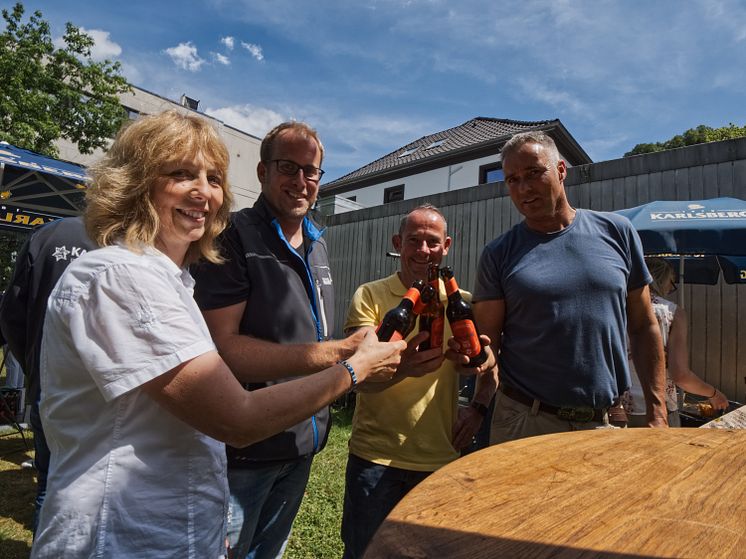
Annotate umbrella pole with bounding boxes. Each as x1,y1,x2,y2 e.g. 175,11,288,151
678,255,685,309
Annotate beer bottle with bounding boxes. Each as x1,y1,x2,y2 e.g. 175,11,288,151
440,267,487,367
419,264,445,351
376,280,425,342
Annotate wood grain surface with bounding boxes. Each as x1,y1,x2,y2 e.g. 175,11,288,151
365,429,746,558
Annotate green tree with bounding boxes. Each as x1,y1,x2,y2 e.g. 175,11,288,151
0,230,25,291
625,123,746,157
0,2,131,157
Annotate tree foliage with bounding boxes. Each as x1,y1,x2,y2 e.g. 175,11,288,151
625,123,746,157
0,2,131,157
0,230,25,291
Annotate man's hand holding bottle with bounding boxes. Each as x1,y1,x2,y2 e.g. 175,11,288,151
345,327,408,386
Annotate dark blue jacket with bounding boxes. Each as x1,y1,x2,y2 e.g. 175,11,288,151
0,217,96,405
193,195,335,466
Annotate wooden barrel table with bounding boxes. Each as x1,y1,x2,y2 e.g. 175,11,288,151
365,429,746,558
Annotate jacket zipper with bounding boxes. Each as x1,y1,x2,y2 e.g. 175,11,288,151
315,278,328,339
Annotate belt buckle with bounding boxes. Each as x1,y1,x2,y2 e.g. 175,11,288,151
557,406,595,422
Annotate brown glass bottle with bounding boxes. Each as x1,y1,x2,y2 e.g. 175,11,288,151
440,267,487,366
419,264,445,351
376,280,425,342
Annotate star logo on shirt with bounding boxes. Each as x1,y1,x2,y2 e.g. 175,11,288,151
53,246,70,261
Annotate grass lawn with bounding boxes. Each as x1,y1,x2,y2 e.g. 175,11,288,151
286,405,353,558
0,406,353,559
0,428,35,559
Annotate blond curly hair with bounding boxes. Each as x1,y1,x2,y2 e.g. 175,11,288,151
85,110,232,265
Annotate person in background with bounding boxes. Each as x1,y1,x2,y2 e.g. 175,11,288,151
0,216,95,535
472,131,668,446
340,205,496,559
31,110,405,558
625,257,729,427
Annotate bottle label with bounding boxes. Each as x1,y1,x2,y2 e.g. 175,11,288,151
404,287,421,305
451,319,481,357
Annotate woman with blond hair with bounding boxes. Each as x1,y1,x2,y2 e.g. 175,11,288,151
626,257,729,427
31,110,405,558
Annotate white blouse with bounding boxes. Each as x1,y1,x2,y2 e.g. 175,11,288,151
33,245,227,559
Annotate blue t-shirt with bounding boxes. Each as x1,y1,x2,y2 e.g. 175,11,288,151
473,209,651,408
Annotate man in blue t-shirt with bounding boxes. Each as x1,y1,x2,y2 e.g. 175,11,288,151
472,131,668,444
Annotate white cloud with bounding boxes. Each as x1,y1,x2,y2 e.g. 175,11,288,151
241,41,264,61
214,52,230,65
164,42,205,72
703,0,746,41
80,28,122,61
205,104,285,136
53,28,122,61
221,36,235,50
516,78,587,117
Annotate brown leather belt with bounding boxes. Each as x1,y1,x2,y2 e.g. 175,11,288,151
499,384,608,423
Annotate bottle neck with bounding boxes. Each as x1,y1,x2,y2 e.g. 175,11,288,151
402,286,421,308
413,298,428,314
443,276,459,297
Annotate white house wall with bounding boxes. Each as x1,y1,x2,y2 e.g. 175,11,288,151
330,149,574,213
334,153,500,212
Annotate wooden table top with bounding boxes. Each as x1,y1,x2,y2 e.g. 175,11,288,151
365,429,746,559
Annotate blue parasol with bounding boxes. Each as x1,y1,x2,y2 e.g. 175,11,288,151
616,198,746,256
616,198,746,306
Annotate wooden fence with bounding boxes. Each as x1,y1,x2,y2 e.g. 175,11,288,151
324,137,746,403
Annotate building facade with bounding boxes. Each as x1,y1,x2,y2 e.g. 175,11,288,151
55,86,262,210
318,117,591,215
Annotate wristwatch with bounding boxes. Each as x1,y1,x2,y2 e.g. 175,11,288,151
470,400,490,418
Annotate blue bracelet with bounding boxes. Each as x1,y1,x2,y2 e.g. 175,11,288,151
338,360,357,389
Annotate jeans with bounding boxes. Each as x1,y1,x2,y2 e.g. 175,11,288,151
341,454,431,559
30,402,49,537
226,456,313,559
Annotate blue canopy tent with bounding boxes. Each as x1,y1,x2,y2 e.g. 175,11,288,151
0,142,87,232
616,198,746,306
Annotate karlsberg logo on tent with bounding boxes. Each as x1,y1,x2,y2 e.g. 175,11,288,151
650,204,746,220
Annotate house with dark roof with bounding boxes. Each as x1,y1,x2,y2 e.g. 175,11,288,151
317,117,591,215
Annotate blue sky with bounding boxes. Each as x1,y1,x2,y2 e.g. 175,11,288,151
15,0,746,182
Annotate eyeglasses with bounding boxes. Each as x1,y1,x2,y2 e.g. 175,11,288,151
268,159,325,181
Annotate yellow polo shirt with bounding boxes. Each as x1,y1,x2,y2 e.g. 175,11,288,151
345,273,466,471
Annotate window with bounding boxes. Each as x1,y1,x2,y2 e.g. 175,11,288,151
425,139,446,149
479,163,504,184
180,94,200,111
346,195,356,202
122,106,140,120
383,184,404,204
398,147,419,157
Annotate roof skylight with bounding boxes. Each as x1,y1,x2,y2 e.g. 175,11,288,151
399,147,419,157
425,139,446,149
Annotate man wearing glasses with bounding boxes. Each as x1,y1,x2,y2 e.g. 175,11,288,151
194,122,363,559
